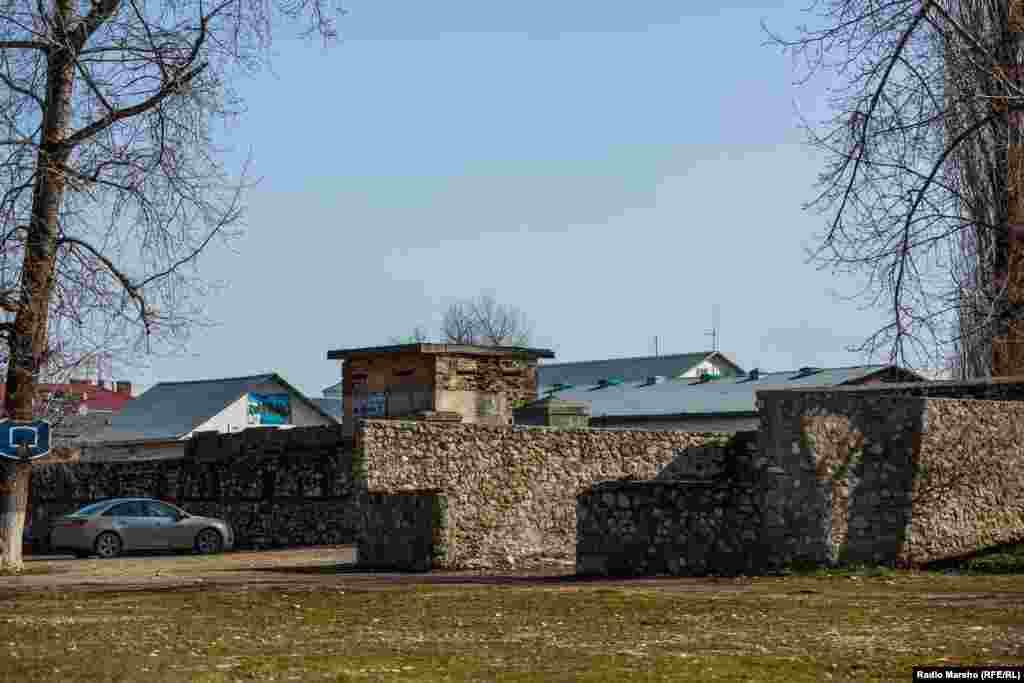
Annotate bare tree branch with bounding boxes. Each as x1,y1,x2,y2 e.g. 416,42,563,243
770,0,1021,374
441,293,534,347
0,0,346,570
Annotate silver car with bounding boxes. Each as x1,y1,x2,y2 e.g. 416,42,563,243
49,498,235,559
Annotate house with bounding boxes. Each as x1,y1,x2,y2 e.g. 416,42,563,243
326,343,555,431
537,350,744,396
0,377,134,445
545,365,924,432
80,373,337,461
312,382,343,423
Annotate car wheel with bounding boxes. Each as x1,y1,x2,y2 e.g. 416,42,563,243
93,532,122,559
195,528,223,555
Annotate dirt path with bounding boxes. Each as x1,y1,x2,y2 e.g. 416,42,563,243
3,546,361,593
7,547,1021,614
1,546,763,596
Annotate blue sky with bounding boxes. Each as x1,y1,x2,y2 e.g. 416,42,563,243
129,1,890,397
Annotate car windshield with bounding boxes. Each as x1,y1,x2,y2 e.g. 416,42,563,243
68,501,114,517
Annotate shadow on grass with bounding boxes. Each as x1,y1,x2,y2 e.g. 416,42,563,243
923,543,1024,575
215,562,762,587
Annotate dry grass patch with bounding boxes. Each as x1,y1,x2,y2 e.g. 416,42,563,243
0,572,1021,681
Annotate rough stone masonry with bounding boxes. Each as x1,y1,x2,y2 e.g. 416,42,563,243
356,419,729,568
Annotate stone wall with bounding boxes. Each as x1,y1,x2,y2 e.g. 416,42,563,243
33,378,1024,572
757,385,1024,567
433,353,538,426
575,432,777,576
907,398,1024,562
29,425,361,550
589,413,761,433
357,419,729,568
358,491,448,571
339,348,542,429
435,354,537,406
576,480,760,576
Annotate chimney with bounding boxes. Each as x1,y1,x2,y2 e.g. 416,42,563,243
115,380,132,396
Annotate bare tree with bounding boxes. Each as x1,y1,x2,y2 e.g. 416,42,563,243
441,300,478,345
440,293,533,346
0,0,343,570
768,0,1024,375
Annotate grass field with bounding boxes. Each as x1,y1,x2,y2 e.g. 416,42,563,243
1,569,1021,682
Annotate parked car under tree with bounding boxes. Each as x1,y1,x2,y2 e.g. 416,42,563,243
49,498,234,558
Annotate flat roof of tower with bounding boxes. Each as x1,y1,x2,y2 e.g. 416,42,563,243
327,343,555,361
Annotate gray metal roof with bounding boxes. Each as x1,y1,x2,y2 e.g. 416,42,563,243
547,366,913,418
52,412,113,444
85,373,331,444
537,351,742,391
311,398,342,422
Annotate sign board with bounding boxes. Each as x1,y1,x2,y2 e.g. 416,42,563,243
0,419,51,460
247,393,291,426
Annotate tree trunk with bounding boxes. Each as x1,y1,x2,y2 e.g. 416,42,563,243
993,2,1024,375
0,462,31,570
0,6,75,571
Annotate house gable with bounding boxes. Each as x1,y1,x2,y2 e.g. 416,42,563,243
189,379,333,437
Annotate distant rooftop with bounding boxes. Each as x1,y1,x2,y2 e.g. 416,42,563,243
546,365,922,419
84,372,333,444
311,397,342,422
537,351,743,390
327,343,555,361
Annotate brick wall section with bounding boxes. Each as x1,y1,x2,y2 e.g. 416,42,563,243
357,420,728,568
29,425,362,550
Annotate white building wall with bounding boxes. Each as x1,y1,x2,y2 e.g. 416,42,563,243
679,357,733,379
188,380,333,437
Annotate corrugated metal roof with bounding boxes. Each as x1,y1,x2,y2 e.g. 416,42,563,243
84,373,329,444
311,398,342,422
548,366,904,418
537,351,741,390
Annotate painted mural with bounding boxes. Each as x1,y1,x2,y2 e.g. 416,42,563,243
247,392,291,425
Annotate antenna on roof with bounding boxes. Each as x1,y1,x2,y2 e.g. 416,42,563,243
706,304,719,352
654,335,659,357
